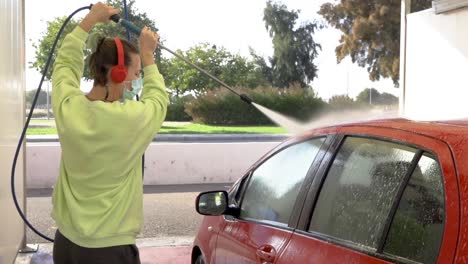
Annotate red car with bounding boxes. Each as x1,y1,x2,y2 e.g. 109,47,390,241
191,118,466,264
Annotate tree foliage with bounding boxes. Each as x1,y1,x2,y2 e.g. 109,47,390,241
254,1,321,88
26,89,48,106
319,0,432,86
31,0,159,80
160,43,268,96
30,16,78,80
356,88,399,105
328,94,359,110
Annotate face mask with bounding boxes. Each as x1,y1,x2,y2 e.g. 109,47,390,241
123,78,143,100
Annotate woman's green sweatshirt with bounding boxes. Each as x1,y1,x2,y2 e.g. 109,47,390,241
51,26,168,248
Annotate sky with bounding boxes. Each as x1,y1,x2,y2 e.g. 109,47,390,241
25,0,400,100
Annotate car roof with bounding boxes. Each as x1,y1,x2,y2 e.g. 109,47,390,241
302,118,468,144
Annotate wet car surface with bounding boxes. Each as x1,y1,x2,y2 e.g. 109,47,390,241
191,118,468,264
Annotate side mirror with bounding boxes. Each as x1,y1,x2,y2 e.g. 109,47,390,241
196,191,228,216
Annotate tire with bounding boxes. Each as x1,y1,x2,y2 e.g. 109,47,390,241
194,254,205,264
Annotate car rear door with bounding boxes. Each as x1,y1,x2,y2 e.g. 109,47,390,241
276,126,459,264
214,135,335,263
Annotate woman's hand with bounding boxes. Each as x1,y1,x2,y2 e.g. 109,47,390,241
80,2,120,32
139,27,160,66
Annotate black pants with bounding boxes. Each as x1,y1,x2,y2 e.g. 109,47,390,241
53,230,141,264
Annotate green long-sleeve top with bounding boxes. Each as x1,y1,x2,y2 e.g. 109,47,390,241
51,26,168,248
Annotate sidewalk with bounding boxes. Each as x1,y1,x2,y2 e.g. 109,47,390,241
15,237,193,264
139,246,192,264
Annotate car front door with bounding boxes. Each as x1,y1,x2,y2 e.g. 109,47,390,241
214,136,331,263
276,127,458,264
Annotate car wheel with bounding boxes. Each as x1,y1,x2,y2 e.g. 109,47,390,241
194,254,205,264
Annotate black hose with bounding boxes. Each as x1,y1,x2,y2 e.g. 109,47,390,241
11,5,92,243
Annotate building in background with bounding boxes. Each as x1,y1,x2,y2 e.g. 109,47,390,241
401,0,468,120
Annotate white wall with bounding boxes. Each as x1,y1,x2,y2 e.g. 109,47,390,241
0,0,25,262
26,142,280,188
404,8,468,120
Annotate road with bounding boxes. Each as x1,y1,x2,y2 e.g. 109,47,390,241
24,183,231,244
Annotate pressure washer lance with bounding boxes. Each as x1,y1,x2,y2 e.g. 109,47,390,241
109,14,253,105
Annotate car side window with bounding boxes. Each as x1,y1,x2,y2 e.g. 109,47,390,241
383,153,444,264
239,137,325,225
309,137,418,249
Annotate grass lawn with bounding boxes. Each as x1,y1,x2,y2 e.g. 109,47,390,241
26,123,287,135
29,119,54,123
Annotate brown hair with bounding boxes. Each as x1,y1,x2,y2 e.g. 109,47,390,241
89,37,139,86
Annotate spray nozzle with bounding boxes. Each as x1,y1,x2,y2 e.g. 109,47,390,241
240,94,253,105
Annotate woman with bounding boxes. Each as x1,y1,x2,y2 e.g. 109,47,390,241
51,2,168,263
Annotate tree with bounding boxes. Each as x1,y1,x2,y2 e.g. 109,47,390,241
356,88,398,105
253,1,321,88
26,90,48,106
319,0,432,86
379,92,399,105
328,94,358,110
31,0,159,81
30,16,77,80
356,88,379,105
160,43,267,96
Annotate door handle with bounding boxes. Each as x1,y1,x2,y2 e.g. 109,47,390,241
256,245,277,263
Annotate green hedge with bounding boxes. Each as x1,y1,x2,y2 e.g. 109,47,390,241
165,95,193,121
185,86,326,125
27,109,54,119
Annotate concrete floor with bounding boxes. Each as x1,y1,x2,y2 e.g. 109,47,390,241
15,237,194,264
15,184,230,263
25,184,229,244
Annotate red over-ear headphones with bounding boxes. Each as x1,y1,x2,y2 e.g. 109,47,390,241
110,38,127,83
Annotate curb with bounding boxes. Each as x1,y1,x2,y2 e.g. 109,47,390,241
27,134,289,143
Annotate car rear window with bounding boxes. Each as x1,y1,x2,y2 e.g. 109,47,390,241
383,154,444,264
309,137,418,248
308,136,445,264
